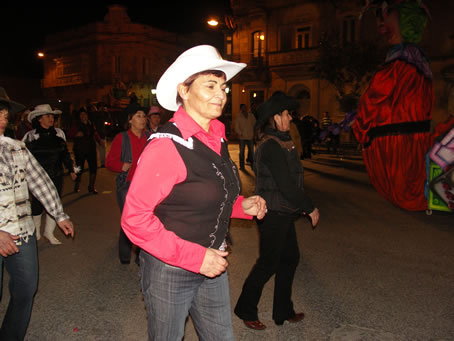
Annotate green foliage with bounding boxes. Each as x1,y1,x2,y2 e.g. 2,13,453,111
312,32,385,112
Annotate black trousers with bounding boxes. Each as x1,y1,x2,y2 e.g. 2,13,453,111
74,150,97,174
234,212,300,322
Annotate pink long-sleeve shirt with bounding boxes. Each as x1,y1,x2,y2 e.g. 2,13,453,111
121,107,251,273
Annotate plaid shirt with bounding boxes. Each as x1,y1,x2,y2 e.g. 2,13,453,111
0,136,69,243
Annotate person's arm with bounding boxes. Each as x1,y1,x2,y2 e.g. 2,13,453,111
121,138,207,273
261,140,315,214
105,133,125,173
231,196,251,219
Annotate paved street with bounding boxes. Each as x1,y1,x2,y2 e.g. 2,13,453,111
1,143,453,341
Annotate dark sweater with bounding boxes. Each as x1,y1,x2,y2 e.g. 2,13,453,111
254,128,314,216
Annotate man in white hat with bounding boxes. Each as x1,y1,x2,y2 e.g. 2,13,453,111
0,90,74,340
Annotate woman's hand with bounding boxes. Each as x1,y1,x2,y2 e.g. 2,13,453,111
199,248,229,278
308,208,320,227
0,231,19,257
242,195,267,219
122,162,132,172
57,219,74,238
75,131,83,137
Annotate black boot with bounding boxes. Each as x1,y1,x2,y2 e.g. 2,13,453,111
88,173,98,194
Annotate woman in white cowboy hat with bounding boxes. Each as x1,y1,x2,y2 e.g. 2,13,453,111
23,104,77,245
121,45,267,340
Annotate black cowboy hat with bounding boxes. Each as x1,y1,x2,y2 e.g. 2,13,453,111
256,91,299,127
0,87,26,114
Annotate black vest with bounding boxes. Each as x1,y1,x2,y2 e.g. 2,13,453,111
152,123,241,249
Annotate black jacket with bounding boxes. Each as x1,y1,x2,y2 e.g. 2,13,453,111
254,128,314,216
24,126,74,179
70,121,98,154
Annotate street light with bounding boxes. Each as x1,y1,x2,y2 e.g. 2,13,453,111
37,52,45,58
207,18,219,27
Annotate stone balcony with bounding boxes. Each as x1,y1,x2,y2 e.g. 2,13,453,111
268,48,319,67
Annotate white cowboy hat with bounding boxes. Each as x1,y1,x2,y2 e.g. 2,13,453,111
28,104,62,122
156,45,246,111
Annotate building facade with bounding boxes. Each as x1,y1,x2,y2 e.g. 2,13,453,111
227,0,454,138
41,5,181,110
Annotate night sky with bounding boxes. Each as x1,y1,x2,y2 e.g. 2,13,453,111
1,2,232,78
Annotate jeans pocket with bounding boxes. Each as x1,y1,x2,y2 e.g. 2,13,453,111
164,263,182,271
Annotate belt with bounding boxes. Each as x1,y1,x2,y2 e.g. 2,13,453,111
364,120,431,148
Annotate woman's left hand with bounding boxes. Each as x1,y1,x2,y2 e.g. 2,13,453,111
242,195,267,219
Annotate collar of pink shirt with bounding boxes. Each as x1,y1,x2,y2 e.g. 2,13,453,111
170,106,227,155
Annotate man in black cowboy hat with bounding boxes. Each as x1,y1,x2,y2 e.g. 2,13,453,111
235,91,319,330
0,87,74,340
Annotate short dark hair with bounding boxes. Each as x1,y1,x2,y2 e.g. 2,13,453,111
176,70,226,107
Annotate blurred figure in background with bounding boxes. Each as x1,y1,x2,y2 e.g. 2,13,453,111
69,109,101,194
147,106,161,133
93,102,109,168
15,109,32,140
106,107,149,265
234,104,256,170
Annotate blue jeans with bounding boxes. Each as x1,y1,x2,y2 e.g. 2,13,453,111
0,234,38,341
140,251,234,341
238,140,253,169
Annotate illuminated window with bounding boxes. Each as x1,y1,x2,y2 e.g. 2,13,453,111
251,31,265,63
296,26,311,49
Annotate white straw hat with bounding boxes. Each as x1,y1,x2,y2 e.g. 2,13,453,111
156,45,246,111
28,104,62,122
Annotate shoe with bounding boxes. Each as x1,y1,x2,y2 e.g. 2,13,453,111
275,312,305,326
243,320,266,330
88,188,99,194
120,259,131,265
43,234,62,245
